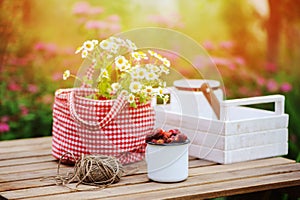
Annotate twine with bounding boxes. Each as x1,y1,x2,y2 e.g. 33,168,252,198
55,153,124,188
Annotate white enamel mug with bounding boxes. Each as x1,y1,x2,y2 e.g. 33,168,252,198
145,140,189,182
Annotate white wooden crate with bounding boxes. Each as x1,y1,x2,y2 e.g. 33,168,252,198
154,94,289,164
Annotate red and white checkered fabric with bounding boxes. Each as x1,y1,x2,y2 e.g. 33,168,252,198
52,88,155,164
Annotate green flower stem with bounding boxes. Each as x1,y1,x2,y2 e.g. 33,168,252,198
70,74,83,84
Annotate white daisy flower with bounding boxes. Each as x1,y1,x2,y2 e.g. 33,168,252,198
111,82,120,92
154,53,163,60
136,67,147,79
129,81,142,93
127,93,135,104
92,40,99,45
148,50,156,56
120,90,129,96
126,39,137,50
144,86,153,94
130,68,139,80
81,50,88,58
110,42,119,54
147,64,160,73
157,87,164,97
100,68,109,79
138,51,148,60
162,58,171,67
99,39,112,50
160,65,170,74
145,71,158,81
63,70,70,80
115,56,129,71
83,40,95,51
131,52,141,61
119,63,130,72
163,95,169,104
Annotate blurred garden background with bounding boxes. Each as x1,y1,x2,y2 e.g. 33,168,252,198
1,0,300,162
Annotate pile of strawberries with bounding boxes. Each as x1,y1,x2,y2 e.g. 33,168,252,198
146,128,188,144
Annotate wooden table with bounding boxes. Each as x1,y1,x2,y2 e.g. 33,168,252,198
1,137,300,200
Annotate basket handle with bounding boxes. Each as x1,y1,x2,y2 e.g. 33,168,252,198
68,90,127,130
220,95,285,121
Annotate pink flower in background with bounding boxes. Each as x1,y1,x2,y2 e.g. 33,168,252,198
193,55,212,69
73,1,90,15
266,79,278,92
219,41,234,49
8,82,21,91
8,57,30,67
256,76,266,86
107,15,120,22
147,13,184,28
27,84,39,93
40,94,54,105
34,42,46,51
20,105,29,116
0,122,10,133
52,72,62,81
238,86,249,96
108,24,121,32
227,63,236,70
34,42,57,54
202,41,214,50
1,116,9,123
211,57,232,67
280,82,292,92
85,20,107,30
265,62,277,73
234,57,245,65
88,6,104,15
73,1,103,15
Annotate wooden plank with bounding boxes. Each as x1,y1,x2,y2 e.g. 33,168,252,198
188,159,215,168
0,155,55,167
0,149,51,161
0,142,51,154
106,171,300,200
0,137,51,148
3,162,299,200
0,167,72,183
2,159,294,194
0,172,148,193
0,178,54,192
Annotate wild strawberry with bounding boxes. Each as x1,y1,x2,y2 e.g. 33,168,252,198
163,131,172,138
151,139,157,143
166,137,173,143
177,133,187,142
169,129,181,135
156,139,165,144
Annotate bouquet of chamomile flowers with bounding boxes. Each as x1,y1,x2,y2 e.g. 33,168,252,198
63,37,170,108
